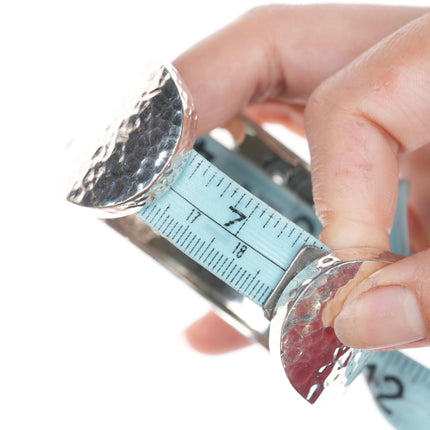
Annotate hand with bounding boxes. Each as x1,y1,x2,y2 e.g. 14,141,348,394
173,4,430,353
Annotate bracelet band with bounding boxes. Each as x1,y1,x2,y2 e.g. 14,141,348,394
66,63,427,430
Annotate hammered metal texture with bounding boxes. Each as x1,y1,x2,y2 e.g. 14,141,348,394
67,64,196,216
280,261,370,404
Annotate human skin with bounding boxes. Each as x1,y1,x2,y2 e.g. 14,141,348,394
173,4,430,353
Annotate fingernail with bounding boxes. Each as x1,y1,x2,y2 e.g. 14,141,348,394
334,286,426,350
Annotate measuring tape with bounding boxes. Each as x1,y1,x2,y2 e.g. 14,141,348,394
366,351,430,429
66,64,430,430
138,148,328,307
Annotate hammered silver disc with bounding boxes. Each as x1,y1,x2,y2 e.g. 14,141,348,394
270,248,400,404
66,63,197,217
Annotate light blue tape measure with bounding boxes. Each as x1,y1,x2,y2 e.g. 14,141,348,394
67,64,430,430
138,148,328,307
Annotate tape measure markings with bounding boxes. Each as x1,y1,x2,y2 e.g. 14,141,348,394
139,150,328,306
168,186,285,270
366,351,430,429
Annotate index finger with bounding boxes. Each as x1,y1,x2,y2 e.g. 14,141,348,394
174,4,427,136
305,12,430,251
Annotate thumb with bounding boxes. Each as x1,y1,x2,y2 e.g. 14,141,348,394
334,249,430,350
303,14,430,350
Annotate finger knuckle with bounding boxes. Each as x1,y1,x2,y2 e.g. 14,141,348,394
304,81,335,129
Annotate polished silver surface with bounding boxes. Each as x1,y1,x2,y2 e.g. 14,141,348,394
106,215,270,347
270,248,401,404
241,116,310,173
67,64,197,217
263,245,327,321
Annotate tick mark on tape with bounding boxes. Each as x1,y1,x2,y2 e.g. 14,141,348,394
161,218,174,236
246,270,260,293
144,203,157,219
206,173,217,187
251,280,261,299
222,258,234,277
188,160,202,179
155,209,170,230
235,193,245,208
167,221,178,237
189,237,201,255
171,224,183,241
230,267,242,284
263,213,274,229
194,240,206,258
292,231,303,247
226,264,238,281
239,272,251,291
277,223,288,238
211,253,224,271
149,207,161,224
199,238,215,260
203,247,215,264
236,203,259,235
220,182,231,197
245,197,253,208
176,225,189,244
259,285,270,301
235,270,247,288
180,230,192,248
217,256,229,274
184,234,197,252
208,250,219,268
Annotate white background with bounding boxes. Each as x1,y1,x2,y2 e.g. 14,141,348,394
1,0,429,429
